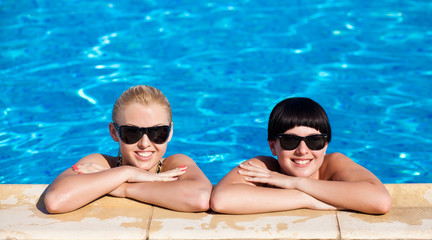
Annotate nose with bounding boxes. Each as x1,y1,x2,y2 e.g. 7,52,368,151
295,140,309,155
137,133,152,148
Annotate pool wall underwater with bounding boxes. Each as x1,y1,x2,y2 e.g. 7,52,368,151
1,0,431,184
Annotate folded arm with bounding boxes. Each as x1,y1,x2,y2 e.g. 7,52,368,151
117,154,212,212
43,153,196,213
235,153,391,214
210,157,336,214
294,153,391,214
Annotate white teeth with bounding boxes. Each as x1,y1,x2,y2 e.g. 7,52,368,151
294,160,310,165
138,152,152,157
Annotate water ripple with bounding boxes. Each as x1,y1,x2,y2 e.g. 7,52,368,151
1,0,431,184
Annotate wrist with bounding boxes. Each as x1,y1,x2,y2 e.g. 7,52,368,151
115,165,134,183
294,190,315,209
115,183,128,198
292,176,303,190
122,182,130,197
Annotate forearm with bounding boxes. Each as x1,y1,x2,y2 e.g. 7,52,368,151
296,178,391,214
124,179,212,212
211,184,332,214
44,167,130,213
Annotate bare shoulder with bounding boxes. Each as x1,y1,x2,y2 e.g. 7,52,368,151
215,156,279,187
324,152,351,161
164,153,194,162
161,154,197,169
162,154,210,185
245,156,280,172
78,153,114,167
321,152,380,182
54,153,112,179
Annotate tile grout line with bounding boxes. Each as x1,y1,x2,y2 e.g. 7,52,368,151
335,211,342,240
145,206,154,240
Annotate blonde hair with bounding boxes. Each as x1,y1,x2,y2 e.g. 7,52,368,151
112,85,172,123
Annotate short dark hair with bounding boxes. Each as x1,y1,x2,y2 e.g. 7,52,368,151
267,97,331,142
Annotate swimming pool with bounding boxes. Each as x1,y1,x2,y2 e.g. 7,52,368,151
1,0,431,184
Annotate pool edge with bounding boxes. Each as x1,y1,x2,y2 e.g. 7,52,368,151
1,184,431,239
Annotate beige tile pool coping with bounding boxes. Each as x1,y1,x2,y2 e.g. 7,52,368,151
1,184,431,239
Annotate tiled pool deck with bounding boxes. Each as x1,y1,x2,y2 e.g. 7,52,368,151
1,184,431,239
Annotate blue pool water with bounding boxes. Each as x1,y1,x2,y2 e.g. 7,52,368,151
1,0,431,184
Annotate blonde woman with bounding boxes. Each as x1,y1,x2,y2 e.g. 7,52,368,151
44,85,212,213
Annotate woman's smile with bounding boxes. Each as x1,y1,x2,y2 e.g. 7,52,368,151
291,158,312,166
136,151,153,159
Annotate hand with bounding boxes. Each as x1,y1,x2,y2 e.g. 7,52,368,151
72,162,109,174
109,184,127,198
127,165,187,183
303,192,338,211
238,161,298,189
310,199,338,211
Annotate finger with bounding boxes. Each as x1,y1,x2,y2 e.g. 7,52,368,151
238,169,270,178
247,161,267,169
160,166,187,175
175,165,188,172
169,165,187,172
239,162,269,173
244,176,269,183
247,162,270,174
72,165,79,171
93,164,108,170
157,172,184,179
155,176,179,182
159,169,187,177
86,162,109,171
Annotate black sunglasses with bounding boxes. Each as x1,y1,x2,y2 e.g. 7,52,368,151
275,134,328,151
113,122,171,144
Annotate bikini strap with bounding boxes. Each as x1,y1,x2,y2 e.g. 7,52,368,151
156,159,162,174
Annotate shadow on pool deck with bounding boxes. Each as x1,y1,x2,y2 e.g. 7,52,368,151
1,184,432,240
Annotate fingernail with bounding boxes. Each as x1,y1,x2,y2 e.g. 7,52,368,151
179,165,187,168
78,172,83,174
72,165,78,171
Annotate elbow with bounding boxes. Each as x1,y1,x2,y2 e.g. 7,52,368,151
210,188,232,214
44,191,76,214
209,195,223,213
191,189,211,212
44,192,65,214
372,193,392,214
183,186,212,212
364,191,392,215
